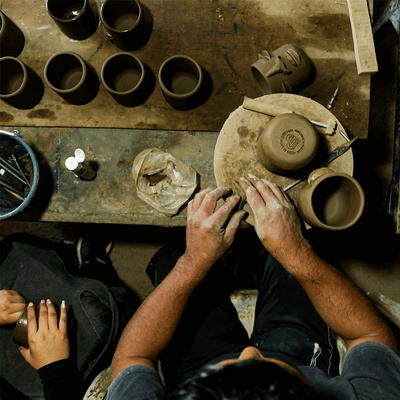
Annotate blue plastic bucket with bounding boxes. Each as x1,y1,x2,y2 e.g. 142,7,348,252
0,129,39,220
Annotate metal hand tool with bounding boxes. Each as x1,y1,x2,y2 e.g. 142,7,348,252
283,137,357,192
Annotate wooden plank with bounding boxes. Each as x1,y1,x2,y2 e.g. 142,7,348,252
347,0,379,75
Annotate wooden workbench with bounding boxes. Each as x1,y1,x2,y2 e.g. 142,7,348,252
0,0,373,225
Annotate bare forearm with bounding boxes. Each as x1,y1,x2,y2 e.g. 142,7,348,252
278,244,398,354
110,254,208,381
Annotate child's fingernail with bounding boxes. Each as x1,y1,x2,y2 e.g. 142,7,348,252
248,173,257,179
47,299,51,304
62,300,66,309
28,302,34,307
40,299,45,304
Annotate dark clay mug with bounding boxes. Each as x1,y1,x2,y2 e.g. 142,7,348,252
46,0,98,40
44,51,99,105
0,10,25,57
101,52,147,107
158,55,203,110
296,168,366,231
0,57,44,109
100,0,150,51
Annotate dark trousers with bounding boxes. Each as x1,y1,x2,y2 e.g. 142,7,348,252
146,240,339,389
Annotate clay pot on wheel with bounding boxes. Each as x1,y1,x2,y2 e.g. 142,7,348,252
297,168,366,231
257,113,319,175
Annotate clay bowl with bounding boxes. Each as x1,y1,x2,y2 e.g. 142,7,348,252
256,113,319,175
158,55,203,110
13,301,40,348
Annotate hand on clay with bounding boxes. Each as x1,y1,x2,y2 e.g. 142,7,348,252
184,187,247,274
20,299,69,371
239,175,308,262
0,289,26,326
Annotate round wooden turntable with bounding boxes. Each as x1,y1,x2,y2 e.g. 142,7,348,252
214,94,354,226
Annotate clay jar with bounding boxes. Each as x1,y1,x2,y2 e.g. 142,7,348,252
13,301,40,348
257,113,319,175
100,0,149,51
0,11,25,57
46,0,98,40
44,52,98,105
101,52,146,107
158,55,203,110
251,44,312,94
0,57,44,109
297,168,366,231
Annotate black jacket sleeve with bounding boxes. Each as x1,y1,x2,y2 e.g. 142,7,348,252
37,359,77,400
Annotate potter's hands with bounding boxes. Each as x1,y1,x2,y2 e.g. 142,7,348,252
184,187,247,274
0,289,26,326
239,175,308,262
20,300,69,371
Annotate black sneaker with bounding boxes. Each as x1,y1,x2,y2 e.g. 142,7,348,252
77,236,113,268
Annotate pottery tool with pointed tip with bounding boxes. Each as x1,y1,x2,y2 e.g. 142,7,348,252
283,137,358,192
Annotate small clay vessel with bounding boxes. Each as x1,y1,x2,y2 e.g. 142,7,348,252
46,0,98,40
251,44,312,94
100,0,149,51
0,57,44,109
297,168,366,231
0,11,25,57
44,51,98,105
257,113,319,175
13,301,40,348
101,52,146,107
158,55,203,110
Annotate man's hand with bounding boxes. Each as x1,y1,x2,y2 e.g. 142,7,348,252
239,175,308,262
20,299,69,371
0,289,26,326
184,187,247,273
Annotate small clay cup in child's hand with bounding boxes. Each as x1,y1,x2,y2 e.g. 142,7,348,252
12,301,40,348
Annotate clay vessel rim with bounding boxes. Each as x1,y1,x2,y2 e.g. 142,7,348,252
158,55,203,98
100,52,145,94
46,0,87,23
308,172,365,230
0,11,4,34
0,56,27,98
100,0,142,33
44,52,87,93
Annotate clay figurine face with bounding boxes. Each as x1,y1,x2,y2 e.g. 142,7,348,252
251,44,312,94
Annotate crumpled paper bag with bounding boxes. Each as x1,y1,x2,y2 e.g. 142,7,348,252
132,148,199,216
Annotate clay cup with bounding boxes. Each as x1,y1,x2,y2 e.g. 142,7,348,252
100,0,150,51
297,168,366,231
46,0,98,40
44,51,99,105
257,113,319,175
101,52,146,107
158,55,203,110
251,44,312,94
12,301,40,348
0,11,25,57
0,57,44,109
